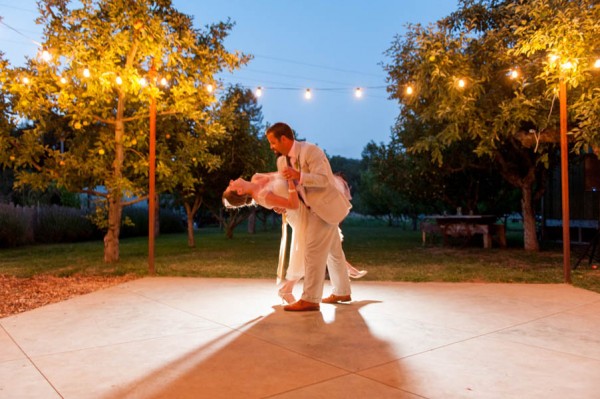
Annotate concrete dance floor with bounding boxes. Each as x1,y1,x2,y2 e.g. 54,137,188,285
1,277,599,398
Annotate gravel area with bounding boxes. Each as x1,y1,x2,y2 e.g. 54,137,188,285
0,274,138,318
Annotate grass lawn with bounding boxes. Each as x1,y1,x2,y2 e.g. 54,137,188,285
2,222,600,294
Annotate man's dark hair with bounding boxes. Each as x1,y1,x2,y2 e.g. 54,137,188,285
266,122,294,141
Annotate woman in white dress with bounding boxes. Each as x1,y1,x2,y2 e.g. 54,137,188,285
223,172,366,304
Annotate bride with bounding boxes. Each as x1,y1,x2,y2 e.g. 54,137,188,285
223,172,367,304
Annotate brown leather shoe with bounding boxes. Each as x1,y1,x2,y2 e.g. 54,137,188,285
321,294,352,304
283,299,320,312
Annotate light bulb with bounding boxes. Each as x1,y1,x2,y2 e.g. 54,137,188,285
458,79,466,88
160,77,168,87
40,50,51,62
406,86,414,95
83,68,90,78
116,76,123,85
206,84,214,93
255,86,263,98
561,61,573,70
509,69,519,79
354,87,363,98
22,77,30,85
60,76,67,84
594,59,600,69
139,77,148,87
304,89,312,100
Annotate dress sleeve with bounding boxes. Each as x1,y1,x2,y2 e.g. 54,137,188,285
255,177,288,209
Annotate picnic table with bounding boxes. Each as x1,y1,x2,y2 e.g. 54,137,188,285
421,215,506,249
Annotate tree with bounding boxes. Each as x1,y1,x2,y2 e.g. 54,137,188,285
0,0,248,261
357,142,407,224
329,155,361,206
200,85,271,239
383,0,599,250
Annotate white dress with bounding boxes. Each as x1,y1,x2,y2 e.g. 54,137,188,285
252,173,308,281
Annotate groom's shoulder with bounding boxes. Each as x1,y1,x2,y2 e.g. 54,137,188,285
300,141,321,152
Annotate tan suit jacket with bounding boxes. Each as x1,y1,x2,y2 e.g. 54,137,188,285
277,141,351,225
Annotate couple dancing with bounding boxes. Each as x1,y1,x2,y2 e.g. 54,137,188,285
223,122,366,311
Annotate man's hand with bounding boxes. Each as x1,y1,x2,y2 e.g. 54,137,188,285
273,207,286,214
282,166,300,181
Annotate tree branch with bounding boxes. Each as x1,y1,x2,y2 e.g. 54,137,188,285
122,196,149,207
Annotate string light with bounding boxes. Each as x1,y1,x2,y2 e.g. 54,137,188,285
40,49,51,62
5,18,595,107
10,18,592,106
561,61,574,70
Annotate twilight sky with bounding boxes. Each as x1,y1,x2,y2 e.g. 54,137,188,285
1,0,459,159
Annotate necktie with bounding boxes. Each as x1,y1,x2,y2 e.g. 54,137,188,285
285,155,308,206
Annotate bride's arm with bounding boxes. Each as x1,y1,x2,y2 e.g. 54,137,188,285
264,179,299,209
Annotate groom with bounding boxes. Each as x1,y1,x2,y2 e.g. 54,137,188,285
266,122,352,311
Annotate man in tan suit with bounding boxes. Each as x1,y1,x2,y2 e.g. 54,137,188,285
266,122,352,311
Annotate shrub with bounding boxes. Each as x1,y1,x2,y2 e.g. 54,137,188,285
121,206,185,238
34,205,98,243
0,203,34,247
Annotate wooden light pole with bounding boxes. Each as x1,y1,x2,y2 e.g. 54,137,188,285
148,65,157,275
559,76,571,283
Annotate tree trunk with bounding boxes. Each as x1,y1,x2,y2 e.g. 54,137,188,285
495,150,541,252
225,223,234,239
247,208,256,234
184,197,202,248
103,195,122,262
186,216,195,247
104,115,125,262
521,184,540,251
185,202,196,248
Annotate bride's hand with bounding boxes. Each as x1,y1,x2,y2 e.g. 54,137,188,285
282,167,299,181
273,207,286,214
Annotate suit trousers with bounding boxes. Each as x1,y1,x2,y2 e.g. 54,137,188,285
301,211,351,303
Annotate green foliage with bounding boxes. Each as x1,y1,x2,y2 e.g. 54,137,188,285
198,85,271,238
508,0,600,151
0,0,249,261
381,0,599,250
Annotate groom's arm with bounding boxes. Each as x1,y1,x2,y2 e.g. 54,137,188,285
299,145,331,188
